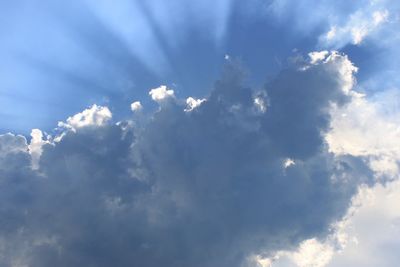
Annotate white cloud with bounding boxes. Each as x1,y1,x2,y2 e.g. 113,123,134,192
320,9,390,47
59,104,112,130
255,238,335,267
267,0,395,50
327,180,400,267
373,10,389,25
292,239,335,267
130,101,143,112
283,158,295,168
326,90,400,177
324,52,358,94
309,51,329,65
301,51,358,94
184,97,206,112
28,129,48,169
149,85,175,102
253,96,267,113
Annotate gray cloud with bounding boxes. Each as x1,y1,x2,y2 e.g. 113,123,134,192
0,52,374,267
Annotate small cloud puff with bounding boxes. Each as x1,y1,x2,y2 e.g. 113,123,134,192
184,97,206,112
283,158,295,168
309,51,329,64
253,96,267,113
130,101,143,112
149,85,175,102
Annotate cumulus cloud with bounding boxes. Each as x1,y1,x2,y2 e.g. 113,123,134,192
309,51,330,65
0,133,31,174
0,52,386,267
327,89,400,178
250,55,400,267
131,101,143,112
28,129,48,169
149,85,175,102
59,104,112,130
293,239,335,267
0,133,28,156
184,97,206,112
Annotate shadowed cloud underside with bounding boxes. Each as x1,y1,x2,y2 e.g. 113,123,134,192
0,53,379,267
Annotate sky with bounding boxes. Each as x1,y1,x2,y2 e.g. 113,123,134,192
0,0,400,266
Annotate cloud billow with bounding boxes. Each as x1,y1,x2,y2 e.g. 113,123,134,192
0,52,373,267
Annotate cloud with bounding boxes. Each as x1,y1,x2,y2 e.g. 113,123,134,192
320,9,389,48
264,0,400,99
266,0,399,50
184,97,206,112
0,133,30,173
327,89,400,178
0,52,382,267
265,178,400,267
59,104,112,130
131,101,143,112
327,179,400,267
28,129,48,169
309,51,330,65
288,238,335,267
0,133,28,156
148,85,175,102
251,63,400,267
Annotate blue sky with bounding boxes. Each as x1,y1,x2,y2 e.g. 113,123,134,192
1,1,400,266
3,0,398,133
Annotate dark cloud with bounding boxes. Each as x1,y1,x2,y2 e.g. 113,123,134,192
0,53,373,267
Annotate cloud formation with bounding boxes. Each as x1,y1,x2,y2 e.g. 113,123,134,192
0,52,380,267
251,53,400,267
59,104,112,130
131,101,143,112
149,85,175,102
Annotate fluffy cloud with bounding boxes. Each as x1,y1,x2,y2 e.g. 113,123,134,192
327,179,400,267
149,85,175,102
28,129,48,169
59,104,112,130
308,51,330,65
184,97,206,112
0,52,384,267
327,89,400,178
130,101,143,112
